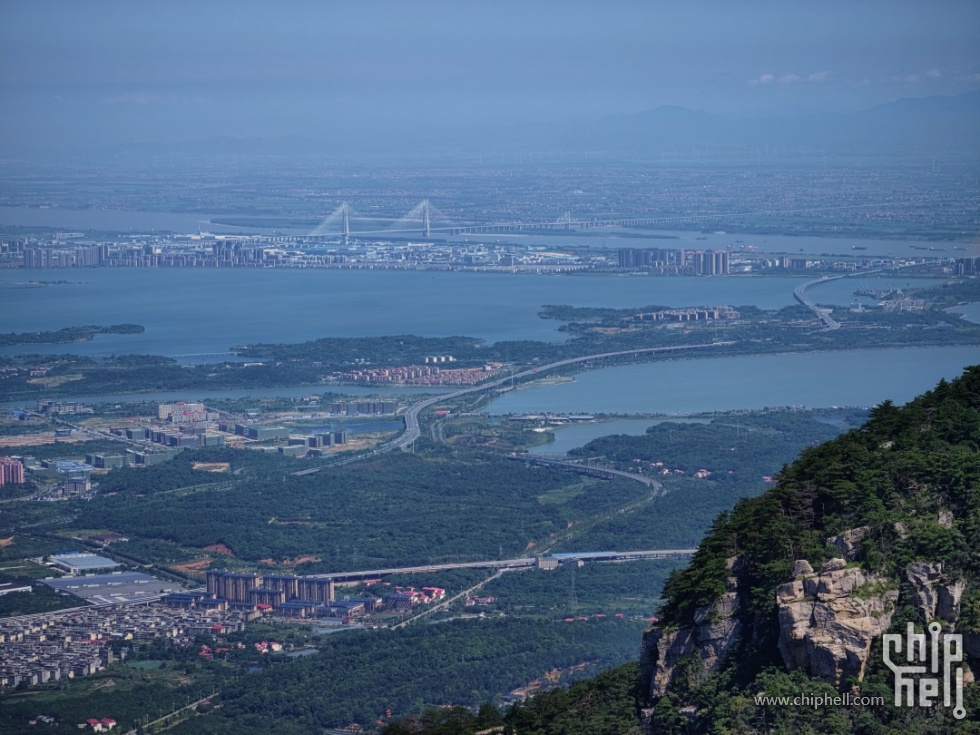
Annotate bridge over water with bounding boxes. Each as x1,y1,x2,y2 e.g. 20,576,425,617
283,200,888,241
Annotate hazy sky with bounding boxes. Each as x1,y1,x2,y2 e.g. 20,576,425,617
1,0,978,150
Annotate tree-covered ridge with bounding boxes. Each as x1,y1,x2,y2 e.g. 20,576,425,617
658,366,980,626
378,663,644,735
381,663,645,735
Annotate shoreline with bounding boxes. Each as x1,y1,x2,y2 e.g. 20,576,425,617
3,342,977,409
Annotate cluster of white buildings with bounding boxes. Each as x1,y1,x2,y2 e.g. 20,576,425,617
0,602,249,689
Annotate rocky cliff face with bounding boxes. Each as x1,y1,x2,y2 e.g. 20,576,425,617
640,557,744,698
775,555,897,688
641,527,975,705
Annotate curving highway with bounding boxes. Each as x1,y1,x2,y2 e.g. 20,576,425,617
792,261,938,331
376,341,734,455
793,275,845,330
514,455,661,488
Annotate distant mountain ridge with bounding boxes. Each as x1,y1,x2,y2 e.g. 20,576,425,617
6,90,977,164
577,89,980,156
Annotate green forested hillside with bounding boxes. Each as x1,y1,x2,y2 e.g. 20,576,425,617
70,450,648,568
562,411,862,552
382,663,645,735
169,618,644,734
658,368,980,626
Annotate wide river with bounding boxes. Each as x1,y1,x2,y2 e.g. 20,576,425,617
2,268,811,358
0,268,949,359
2,266,975,414
485,347,979,416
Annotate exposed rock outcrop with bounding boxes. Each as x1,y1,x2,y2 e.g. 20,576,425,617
827,526,870,561
776,557,898,688
792,559,814,577
905,561,943,622
902,561,967,623
643,545,907,701
641,563,744,699
938,578,966,621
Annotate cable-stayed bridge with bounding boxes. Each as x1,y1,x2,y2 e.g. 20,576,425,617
308,199,443,240
303,200,883,240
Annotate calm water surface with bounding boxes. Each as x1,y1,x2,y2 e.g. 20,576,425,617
0,206,239,234
528,418,711,456
486,347,979,415
950,303,980,325
1,268,805,358
5,269,943,361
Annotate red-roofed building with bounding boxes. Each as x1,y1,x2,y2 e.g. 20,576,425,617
84,719,115,732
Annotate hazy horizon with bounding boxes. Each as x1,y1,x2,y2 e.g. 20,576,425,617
2,1,979,156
